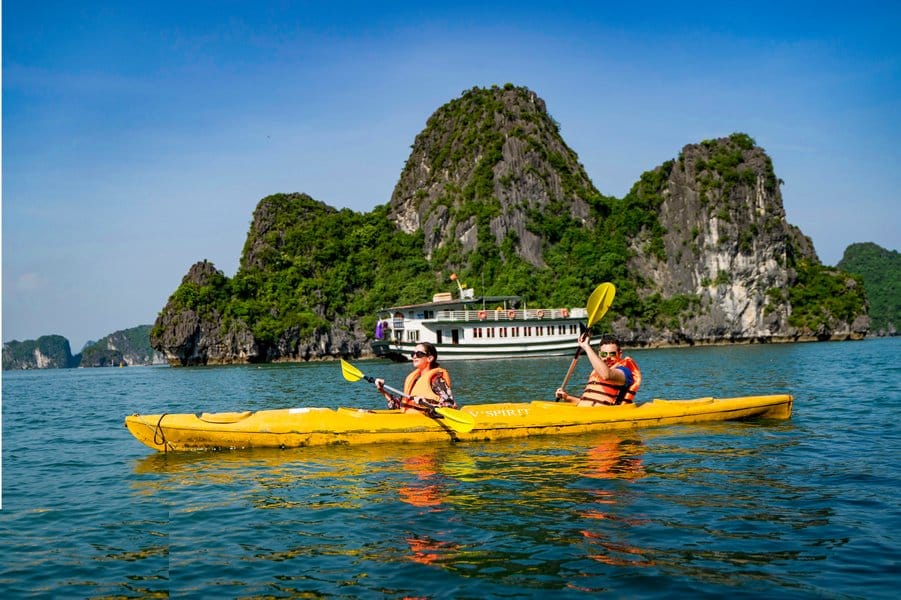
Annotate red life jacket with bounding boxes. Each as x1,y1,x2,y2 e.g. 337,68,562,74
402,366,453,409
580,356,642,405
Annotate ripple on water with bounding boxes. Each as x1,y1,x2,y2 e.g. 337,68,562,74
1,340,900,598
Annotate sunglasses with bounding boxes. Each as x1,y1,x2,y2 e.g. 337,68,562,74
410,351,429,358
599,351,619,358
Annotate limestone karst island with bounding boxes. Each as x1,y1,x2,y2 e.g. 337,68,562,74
7,84,895,370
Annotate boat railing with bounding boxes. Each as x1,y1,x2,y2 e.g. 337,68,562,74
433,307,587,323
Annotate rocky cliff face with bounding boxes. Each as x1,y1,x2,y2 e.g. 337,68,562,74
616,134,867,344
151,256,369,366
150,85,867,365
388,84,596,266
151,260,260,366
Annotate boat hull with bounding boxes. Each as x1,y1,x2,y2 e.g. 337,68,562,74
125,394,793,452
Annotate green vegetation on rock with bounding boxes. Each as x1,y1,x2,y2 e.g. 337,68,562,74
150,85,870,363
156,196,436,342
837,242,899,335
786,258,868,333
80,325,161,367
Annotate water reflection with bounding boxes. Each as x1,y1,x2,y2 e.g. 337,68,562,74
6,341,899,597
568,434,655,569
398,454,444,510
580,435,646,480
127,424,843,593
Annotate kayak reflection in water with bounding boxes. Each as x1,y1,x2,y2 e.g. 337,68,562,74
579,435,653,568
397,453,462,566
398,454,443,509
582,436,646,481
375,342,458,412
555,333,642,406
406,534,462,566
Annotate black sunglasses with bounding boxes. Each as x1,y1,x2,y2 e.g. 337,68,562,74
410,350,429,358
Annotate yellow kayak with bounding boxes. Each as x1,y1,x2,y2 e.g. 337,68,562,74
125,394,793,452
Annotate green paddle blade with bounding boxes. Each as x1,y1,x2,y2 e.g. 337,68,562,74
586,282,616,327
340,359,365,382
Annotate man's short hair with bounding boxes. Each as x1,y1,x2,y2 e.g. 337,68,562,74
598,333,621,349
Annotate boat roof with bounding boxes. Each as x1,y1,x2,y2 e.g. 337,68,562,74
378,295,522,312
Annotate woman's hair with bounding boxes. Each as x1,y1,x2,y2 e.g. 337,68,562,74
420,341,439,364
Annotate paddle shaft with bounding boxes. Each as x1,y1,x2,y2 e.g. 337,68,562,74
363,374,407,401
340,359,474,432
365,373,446,413
559,323,590,397
364,374,474,431
558,282,616,399
559,347,582,394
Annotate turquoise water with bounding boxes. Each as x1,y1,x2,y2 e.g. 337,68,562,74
2,338,899,598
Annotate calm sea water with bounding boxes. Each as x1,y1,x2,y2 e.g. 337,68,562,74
2,338,899,598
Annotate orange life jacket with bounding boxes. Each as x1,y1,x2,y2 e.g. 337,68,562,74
402,366,453,409
579,356,642,405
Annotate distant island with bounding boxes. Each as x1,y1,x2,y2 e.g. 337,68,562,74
2,325,166,370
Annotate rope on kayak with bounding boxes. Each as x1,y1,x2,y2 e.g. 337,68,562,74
152,413,170,451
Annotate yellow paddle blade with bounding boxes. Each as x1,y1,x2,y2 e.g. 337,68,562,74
340,359,364,382
435,407,475,433
586,282,616,327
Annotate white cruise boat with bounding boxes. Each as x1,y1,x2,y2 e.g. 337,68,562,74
371,279,588,361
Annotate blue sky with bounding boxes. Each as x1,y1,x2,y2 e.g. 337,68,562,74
3,1,899,351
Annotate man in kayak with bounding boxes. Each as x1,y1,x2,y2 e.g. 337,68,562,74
555,333,642,406
375,342,457,411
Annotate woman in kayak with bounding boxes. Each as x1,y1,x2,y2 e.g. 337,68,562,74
555,333,641,406
375,342,457,411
